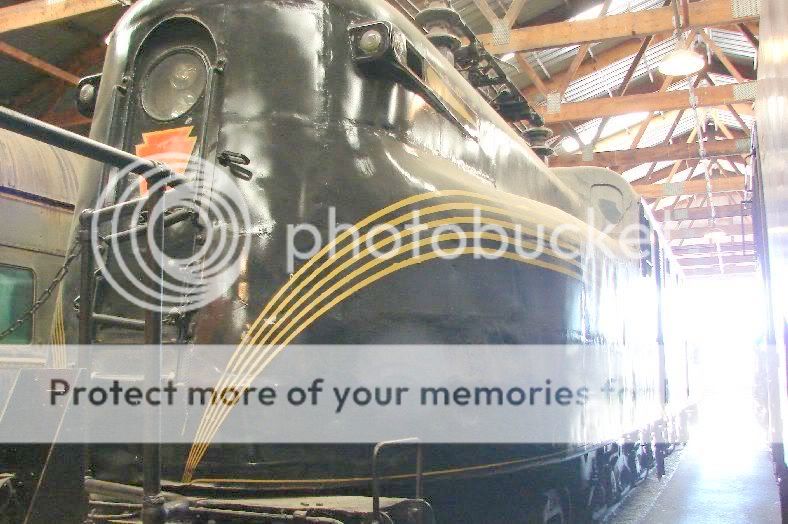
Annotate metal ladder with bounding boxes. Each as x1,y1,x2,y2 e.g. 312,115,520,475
0,105,187,524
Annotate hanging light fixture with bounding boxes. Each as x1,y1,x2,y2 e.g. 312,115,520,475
658,0,705,76
658,46,705,76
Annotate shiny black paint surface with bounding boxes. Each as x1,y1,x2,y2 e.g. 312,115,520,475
58,0,679,496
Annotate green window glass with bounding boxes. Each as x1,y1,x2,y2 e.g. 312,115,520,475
0,265,34,344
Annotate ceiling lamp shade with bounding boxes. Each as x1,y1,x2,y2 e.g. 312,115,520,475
658,47,705,76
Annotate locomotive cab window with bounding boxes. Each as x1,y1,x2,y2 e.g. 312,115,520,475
0,265,34,344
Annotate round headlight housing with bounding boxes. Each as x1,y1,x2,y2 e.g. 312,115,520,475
142,51,207,121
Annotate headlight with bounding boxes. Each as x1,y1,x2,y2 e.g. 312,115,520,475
142,51,207,121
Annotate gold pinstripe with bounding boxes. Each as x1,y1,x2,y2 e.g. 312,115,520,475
49,290,67,369
183,190,607,479
193,203,583,435
195,213,581,449
184,237,583,480
187,448,572,486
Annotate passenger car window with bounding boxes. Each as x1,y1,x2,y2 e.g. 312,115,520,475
0,265,34,344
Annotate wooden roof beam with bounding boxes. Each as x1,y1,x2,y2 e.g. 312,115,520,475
520,37,660,101
0,41,79,85
541,81,757,124
520,29,754,101
672,242,754,256
683,264,756,276
701,31,747,83
48,109,92,129
678,253,757,266
665,223,753,240
0,0,119,34
654,203,749,221
628,158,743,184
738,23,759,48
471,0,501,26
551,138,750,168
633,176,746,198
478,0,759,54
553,0,615,100
627,36,701,148
503,0,529,28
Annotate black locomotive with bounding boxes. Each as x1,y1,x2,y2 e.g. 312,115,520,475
0,0,694,522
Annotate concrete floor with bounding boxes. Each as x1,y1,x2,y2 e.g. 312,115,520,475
610,391,782,523
639,442,781,523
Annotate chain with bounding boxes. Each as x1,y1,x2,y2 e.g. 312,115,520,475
688,76,717,225
0,238,82,341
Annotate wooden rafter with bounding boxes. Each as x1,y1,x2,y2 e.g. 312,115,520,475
709,106,750,148
473,0,529,29
551,138,749,168
655,203,748,221
591,109,681,153
553,0,614,100
472,0,500,25
672,242,754,255
48,110,92,129
679,253,756,266
0,0,118,34
477,0,759,54
726,104,751,133
700,31,747,83
636,158,744,185
11,43,105,131
633,176,745,198
0,41,79,85
683,264,756,277
628,36,699,148
665,223,752,240
516,53,549,97
520,28,752,102
585,17,665,149
12,44,105,108
521,37,662,101
738,23,759,48
542,81,756,124
649,126,700,206
503,0,528,28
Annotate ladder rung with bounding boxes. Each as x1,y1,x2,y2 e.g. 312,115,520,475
88,195,150,223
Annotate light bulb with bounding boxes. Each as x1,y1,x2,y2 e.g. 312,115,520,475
658,48,705,76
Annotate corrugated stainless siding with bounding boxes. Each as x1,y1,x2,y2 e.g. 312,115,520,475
0,128,81,205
